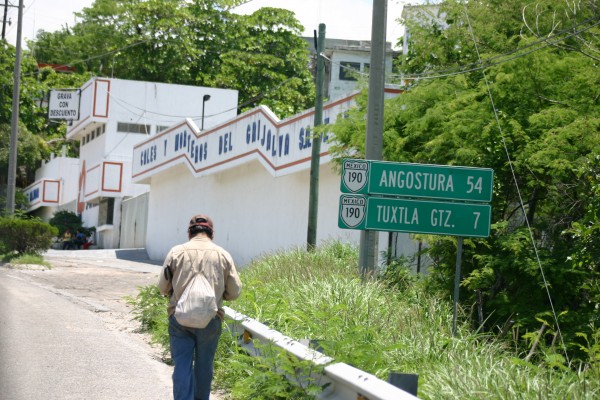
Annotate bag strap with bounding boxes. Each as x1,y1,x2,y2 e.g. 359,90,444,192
164,265,172,281
181,243,203,275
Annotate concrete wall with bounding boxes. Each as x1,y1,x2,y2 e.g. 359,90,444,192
23,149,80,218
121,193,149,249
145,160,362,267
136,90,402,266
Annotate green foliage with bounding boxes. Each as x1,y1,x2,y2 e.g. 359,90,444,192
31,0,315,118
329,0,600,366
125,284,170,352
128,242,600,398
219,339,327,400
49,210,84,236
4,253,51,267
0,189,30,218
206,7,315,115
381,255,419,292
0,217,58,255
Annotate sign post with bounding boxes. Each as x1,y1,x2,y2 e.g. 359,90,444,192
339,194,491,237
453,237,463,336
339,159,494,336
341,159,493,202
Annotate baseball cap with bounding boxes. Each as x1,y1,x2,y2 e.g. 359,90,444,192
188,214,214,230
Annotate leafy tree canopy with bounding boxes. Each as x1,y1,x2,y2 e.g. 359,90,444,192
31,0,315,116
0,41,91,186
329,0,600,363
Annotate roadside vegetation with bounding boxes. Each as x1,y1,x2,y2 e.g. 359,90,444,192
1,252,51,268
327,0,600,382
0,209,89,263
127,242,600,399
0,215,57,263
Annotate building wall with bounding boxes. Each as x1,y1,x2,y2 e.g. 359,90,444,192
138,90,402,266
121,193,149,249
24,149,80,219
145,160,362,266
328,50,394,100
33,152,80,202
303,37,398,100
60,77,239,248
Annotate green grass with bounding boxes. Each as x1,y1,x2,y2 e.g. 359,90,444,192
128,241,600,399
1,252,52,268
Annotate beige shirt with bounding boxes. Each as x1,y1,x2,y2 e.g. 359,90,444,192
158,235,242,317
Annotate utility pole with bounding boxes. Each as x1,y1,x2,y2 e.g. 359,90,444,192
307,23,326,250
359,0,387,276
5,0,23,216
2,0,9,40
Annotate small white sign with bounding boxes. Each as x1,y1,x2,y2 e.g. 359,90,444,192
48,89,80,120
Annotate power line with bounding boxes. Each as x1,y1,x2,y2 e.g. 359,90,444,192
322,15,600,83
462,2,570,363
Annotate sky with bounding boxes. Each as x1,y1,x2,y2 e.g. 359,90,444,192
4,0,408,50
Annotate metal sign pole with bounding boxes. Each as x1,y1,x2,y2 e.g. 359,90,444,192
452,236,464,336
5,0,24,216
360,0,387,276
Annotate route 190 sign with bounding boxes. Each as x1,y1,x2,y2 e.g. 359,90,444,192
341,159,369,193
339,194,366,229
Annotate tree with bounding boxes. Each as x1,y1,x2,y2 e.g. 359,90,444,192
205,7,315,115
49,210,83,236
0,40,91,188
32,0,315,117
329,0,600,363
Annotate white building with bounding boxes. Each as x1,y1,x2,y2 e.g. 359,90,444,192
29,77,424,268
61,77,238,249
23,146,80,220
303,37,399,100
132,89,402,266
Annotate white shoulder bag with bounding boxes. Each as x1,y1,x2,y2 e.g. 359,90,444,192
174,246,218,328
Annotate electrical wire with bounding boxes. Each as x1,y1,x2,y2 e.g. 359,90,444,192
462,2,570,363
322,14,600,83
91,71,299,123
4,0,39,38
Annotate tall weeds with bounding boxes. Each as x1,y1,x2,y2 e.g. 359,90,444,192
225,241,599,399
129,241,599,398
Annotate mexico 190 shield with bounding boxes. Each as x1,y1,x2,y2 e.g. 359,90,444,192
338,195,366,229
341,159,369,193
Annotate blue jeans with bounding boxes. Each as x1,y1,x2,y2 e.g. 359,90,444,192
169,314,222,400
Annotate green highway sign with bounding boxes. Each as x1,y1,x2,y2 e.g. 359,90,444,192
338,194,491,238
341,159,494,203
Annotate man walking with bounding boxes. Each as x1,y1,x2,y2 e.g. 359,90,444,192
159,214,242,400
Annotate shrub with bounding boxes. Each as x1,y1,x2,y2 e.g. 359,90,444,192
8,253,51,267
49,210,82,236
0,189,30,218
125,285,170,354
0,217,58,256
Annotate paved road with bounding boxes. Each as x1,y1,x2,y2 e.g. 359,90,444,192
0,249,174,400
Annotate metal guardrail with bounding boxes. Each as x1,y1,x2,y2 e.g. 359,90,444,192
224,307,419,400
